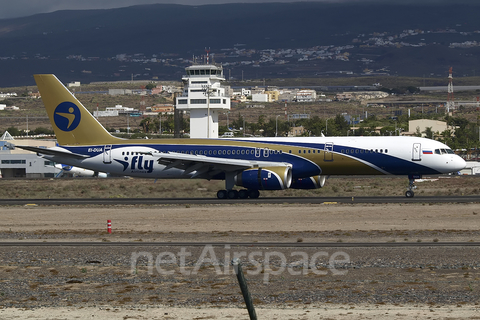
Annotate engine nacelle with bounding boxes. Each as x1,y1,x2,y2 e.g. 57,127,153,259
290,175,327,189
236,166,292,190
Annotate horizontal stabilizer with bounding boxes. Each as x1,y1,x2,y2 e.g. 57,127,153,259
15,145,89,160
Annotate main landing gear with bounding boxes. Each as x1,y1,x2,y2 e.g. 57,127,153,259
217,172,260,199
216,171,261,199
405,176,418,198
216,189,260,199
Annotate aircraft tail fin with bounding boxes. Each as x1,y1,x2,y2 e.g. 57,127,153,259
34,74,122,146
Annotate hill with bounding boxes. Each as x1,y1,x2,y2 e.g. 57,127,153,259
1,2,480,86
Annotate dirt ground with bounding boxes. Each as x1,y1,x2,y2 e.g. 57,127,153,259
1,202,480,319
1,202,479,239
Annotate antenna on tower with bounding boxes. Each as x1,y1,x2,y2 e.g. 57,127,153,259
447,67,454,113
205,47,211,65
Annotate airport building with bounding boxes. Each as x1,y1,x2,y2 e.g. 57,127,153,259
407,119,453,137
0,132,58,178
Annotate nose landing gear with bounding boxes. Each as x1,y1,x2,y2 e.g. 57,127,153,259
405,175,419,198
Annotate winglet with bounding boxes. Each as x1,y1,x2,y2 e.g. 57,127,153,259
34,74,123,146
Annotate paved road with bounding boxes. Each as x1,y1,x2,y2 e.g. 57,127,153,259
0,195,479,206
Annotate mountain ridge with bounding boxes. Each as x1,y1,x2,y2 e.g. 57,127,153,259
1,2,480,86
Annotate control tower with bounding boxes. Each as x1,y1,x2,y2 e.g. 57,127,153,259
176,63,231,138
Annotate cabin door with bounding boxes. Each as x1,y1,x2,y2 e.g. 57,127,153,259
103,145,112,164
324,142,334,161
412,143,421,161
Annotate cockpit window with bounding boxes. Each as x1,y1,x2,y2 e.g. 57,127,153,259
435,148,454,155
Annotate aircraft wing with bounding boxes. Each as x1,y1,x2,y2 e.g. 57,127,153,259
15,145,89,160
148,151,289,178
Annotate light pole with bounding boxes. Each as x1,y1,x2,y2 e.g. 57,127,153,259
159,113,162,135
275,115,280,137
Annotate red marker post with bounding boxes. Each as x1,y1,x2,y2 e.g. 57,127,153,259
107,220,112,234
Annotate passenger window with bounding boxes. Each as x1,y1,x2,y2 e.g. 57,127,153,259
299,150,301,154
213,150,217,155
227,150,231,155
308,150,311,153
241,150,245,155
289,150,292,153
385,149,388,153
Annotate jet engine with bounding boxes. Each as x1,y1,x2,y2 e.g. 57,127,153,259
290,175,327,189
236,166,292,190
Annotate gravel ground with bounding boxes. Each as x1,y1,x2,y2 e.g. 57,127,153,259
0,203,480,319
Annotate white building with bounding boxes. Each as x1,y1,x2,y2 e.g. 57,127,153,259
105,105,137,114
1,138,58,178
252,93,269,102
68,81,81,87
241,88,252,96
176,64,231,138
296,89,317,102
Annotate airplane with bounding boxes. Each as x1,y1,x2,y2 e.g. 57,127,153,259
54,164,108,178
16,74,466,199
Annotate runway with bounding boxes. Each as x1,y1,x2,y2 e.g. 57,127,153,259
1,195,479,206
0,241,479,247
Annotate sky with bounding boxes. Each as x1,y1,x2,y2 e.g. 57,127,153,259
1,0,474,20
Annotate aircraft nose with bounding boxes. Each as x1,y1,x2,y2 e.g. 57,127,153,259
452,155,466,172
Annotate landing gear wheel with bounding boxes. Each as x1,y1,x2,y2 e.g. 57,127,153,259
217,190,228,199
227,190,239,199
248,189,260,199
238,189,249,199
405,190,414,198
